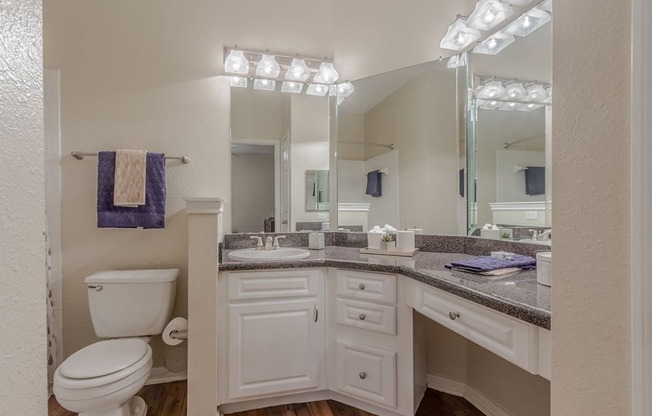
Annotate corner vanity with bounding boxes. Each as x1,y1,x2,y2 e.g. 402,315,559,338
215,236,551,416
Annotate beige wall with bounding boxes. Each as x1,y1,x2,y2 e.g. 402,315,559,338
337,113,366,161
0,0,47,413
231,88,284,140
44,2,231,367
552,1,632,415
231,153,275,233
364,69,459,234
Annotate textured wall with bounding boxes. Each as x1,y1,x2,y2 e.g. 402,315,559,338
0,0,47,413
552,0,632,415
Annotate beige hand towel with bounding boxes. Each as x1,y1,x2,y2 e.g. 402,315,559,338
113,149,147,207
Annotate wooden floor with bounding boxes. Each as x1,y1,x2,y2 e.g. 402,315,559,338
48,381,484,416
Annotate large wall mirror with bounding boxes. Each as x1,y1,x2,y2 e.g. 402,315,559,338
230,88,331,233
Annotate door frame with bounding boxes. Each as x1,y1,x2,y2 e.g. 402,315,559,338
231,139,281,231
631,0,652,414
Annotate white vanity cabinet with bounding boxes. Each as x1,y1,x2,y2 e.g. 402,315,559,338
327,269,425,416
218,269,326,403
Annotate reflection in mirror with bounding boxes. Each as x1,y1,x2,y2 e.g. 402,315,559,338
468,21,552,243
230,88,330,233
305,170,329,211
335,61,466,235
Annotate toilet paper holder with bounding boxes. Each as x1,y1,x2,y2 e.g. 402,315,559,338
168,329,187,340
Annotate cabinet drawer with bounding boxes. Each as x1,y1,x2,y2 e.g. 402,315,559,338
336,298,396,335
412,282,536,372
228,269,321,301
336,269,396,304
336,340,397,409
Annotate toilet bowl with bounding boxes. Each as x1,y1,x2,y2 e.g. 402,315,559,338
54,339,153,416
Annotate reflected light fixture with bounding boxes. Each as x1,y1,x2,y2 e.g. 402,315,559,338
314,62,339,85
230,76,248,88
306,83,329,96
505,82,528,100
338,81,355,98
281,81,303,94
477,80,507,99
517,103,543,111
503,7,551,37
467,0,513,31
253,78,276,91
501,0,537,5
498,101,519,111
527,84,549,101
477,99,501,110
285,58,311,82
224,49,250,75
255,54,281,78
473,32,515,55
447,52,467,68
440,17,481,51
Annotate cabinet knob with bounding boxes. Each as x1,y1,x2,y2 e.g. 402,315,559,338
359,314,366,321
449,311,460,320
359,283,366,290
359,372,367,379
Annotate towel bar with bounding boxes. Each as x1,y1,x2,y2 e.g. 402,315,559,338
71,151,190,164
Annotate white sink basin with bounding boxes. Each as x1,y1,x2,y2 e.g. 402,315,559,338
227,247,311,262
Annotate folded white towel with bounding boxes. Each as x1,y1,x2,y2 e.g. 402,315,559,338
113,149,147,207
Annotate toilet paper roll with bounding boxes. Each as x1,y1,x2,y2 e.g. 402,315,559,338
163,317,188,346
396,231,415,252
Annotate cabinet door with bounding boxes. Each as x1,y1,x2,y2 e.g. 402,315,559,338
228,298,324,399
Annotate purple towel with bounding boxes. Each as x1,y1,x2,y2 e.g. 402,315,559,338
365,170,382,197
97,151,166,229
445,254,536,273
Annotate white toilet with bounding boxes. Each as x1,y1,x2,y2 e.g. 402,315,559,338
53,269,179,416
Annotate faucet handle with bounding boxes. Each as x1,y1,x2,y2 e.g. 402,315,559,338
273,235,287,247
528,229,538,240
250,236,264,247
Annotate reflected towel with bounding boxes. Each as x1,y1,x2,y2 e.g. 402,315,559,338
525,166,545,196
114,149,147,207
445,254,536,273
97,152,166,228
365,170,382,197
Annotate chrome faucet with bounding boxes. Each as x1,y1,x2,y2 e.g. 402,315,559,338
250,235,264,250
537,229,552,240
528,229,539,240
250,235,287,250
273,235,286,248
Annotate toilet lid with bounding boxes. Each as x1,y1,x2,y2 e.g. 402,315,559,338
59,339,148,379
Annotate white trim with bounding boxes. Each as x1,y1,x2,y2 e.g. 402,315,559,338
489,201,548,211
184,197,226,214
426,374,512,416
631,0,652,414
231,138,281,224
145,366,187,385
337,202,372,212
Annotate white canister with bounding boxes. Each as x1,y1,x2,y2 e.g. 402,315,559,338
536,252,552,287
367,232,383,249
309,232,325,250
396,231,415,252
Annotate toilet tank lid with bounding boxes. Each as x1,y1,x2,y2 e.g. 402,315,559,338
85,268,179,284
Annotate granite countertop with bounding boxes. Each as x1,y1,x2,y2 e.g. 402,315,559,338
219,246,551,330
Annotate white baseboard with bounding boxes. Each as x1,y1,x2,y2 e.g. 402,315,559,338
145,366,187,385
427,374,512,416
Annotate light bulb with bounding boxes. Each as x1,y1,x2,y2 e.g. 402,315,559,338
306,83,328,96
230,76,248,88
472,32,514,55
467,0,514,31
253,78,276,91
224,50,250,75
487,38,497,49
281,81,303,94
314,62,339,85
440,18,481,51
337,81,355,98
285,58,311,82
255,54,281,79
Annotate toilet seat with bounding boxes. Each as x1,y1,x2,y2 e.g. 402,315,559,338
55,339,152,392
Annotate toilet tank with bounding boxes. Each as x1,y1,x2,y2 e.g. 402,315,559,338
85,269,179,338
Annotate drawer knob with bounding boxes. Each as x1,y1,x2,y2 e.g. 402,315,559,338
359,372,367,379
359,283,366,290
359,314,366,321
449,311,460,320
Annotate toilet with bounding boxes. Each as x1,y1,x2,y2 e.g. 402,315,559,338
53,269,179,416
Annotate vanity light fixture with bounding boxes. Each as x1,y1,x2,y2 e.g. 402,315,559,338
539,0,552,12
526,83,549,101
313,62,339,85
467,0,513,31
473,32,515,55
224,49,250,75
285,58,311,82
230,76,248,88
477,80,507,99
281,81,303,94
477,99,501,110
253,78,276,92
255,54,281,79
505,82,528,100
503,7,551,37
306,83,329,96
543,85,552,103
338,81,355,98
440,16,482,51
501,0,537,5
447,52,468,68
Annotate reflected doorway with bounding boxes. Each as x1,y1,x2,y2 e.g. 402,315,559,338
231,139,280,233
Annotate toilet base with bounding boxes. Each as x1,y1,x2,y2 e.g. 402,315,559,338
79,396,147,416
